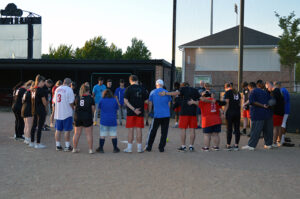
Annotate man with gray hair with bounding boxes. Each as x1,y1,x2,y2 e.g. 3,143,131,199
145,79,172,152
53,78,75,151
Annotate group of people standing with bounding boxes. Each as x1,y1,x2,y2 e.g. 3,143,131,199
11,73,293,154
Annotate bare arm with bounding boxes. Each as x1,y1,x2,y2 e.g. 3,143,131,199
159,91,180,96
124,98,141,115
148,101,153,113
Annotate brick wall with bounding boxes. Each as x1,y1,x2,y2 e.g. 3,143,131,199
184,48,295,91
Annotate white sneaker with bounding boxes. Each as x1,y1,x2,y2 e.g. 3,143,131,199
29,142,35,147
34,143,46,149
123,148,132,153
137,148,144,153
264,145,272,149
272,144,278,148
89,149,94,154
24,139,30,145
72,148,80,153
241,145,255,151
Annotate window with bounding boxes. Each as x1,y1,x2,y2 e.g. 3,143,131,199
194,75,212,87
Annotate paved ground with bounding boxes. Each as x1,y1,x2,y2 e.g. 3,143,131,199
1,111,300,199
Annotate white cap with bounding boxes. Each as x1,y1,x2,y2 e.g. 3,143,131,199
156,79,164,86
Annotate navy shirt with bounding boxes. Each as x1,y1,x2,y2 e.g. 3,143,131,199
249,88,271,121
149,88,172,118
98,98,119,126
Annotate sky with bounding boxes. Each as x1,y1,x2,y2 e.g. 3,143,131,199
1,0,300,67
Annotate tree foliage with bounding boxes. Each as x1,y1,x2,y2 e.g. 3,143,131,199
44,44,74,59
275,12,300,89
42,36,150,61
123,38,151,60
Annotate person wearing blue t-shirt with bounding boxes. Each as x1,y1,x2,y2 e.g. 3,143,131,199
92,77,106,125
114,79,126,126
242,82,273,150
96,89,120,153
145,79,172,152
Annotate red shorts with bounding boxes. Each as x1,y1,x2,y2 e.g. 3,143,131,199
126,116,144,128
179,116,197,129
174,106,181,113
242,110,250,118
273,115,283,127
144,103,148,111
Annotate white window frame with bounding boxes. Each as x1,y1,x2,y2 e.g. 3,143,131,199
194,75,212,87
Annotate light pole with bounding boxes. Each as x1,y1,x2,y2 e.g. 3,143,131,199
171,0,177,89
238,0,245,92
210,0,213,35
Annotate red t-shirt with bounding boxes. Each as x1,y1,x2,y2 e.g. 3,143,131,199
198,98,222,128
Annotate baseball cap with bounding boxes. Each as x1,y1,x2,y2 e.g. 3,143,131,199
156,79,164,86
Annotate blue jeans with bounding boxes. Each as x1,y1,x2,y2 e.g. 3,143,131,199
248,117,273,148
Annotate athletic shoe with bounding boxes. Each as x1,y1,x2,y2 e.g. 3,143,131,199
72,148,80,153
284,137,291,142
272,144,278,148
96,147,104,153
64,146,73,152
241,129,247,135
177,146,187,152
212,146,220,151
173,124,178,128
44,124,50,128
145,147,152,152
113,147,120,153
42,127,50,131
189,146,195,152
89,149,94,154
241,145,255,151
56,146,63,151
264,145,272,149
233,145,239,151
24,139,30,145
93,122,99,126
282,142,295,147
159,148,164,152
201,147,209,152
196,125,202,129
137,148,144,153
34,143,46,149
247,134,251,137
226,145,233,151
123,147,132,153
29,142,35,148
15,136,25,141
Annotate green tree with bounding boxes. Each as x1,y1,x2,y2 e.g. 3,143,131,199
107,43,123,60
275,12,300,90
44,44,74,59
75,36,110,59
123,38,151,60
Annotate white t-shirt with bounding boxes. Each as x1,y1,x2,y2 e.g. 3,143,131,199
53,85,75,120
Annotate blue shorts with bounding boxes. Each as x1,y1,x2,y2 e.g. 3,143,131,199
55,117,73,131
100,125,117,137
203,124,221,134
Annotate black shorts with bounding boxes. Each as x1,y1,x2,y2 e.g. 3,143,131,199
203,124,221,134
74,119,93,127
21,107,32,118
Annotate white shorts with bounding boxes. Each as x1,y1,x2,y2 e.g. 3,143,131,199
281,114,289,128
100,125,117,137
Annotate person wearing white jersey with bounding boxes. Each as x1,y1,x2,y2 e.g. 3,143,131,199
53,78,75,152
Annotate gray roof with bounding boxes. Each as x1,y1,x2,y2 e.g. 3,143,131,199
179,26,280,48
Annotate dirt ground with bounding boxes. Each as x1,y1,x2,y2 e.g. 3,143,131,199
1,112,300,199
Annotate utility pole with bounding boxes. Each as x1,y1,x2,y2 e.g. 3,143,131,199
210,0,213,35
238,0,244,92
171,0,176,89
